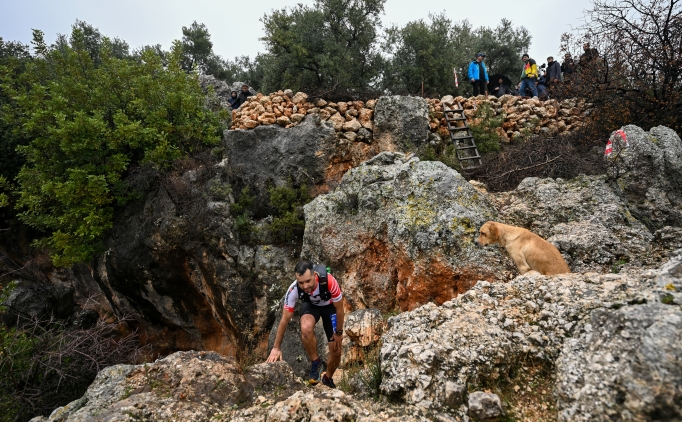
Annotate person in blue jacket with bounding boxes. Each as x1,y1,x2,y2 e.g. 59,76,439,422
468,53,489,97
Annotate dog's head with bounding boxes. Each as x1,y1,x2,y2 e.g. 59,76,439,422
477,221,501,246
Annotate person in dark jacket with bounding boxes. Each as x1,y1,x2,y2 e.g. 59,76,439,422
579,43,599,67
233,84,251,109
227,90,239,109
546,57,561,85
493,77,511,97
467,53,489,97
561,53,575,77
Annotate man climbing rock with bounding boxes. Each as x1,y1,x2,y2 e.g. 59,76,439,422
266,260,345,389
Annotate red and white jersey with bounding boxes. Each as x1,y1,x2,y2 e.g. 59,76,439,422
283,273,343,312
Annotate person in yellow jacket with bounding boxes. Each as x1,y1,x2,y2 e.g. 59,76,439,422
519,53,538,98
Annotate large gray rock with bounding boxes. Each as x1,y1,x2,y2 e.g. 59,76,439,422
379,249,682,413
48,160,299,358
555,249,682,421
606,125,682,230
468,391,504,421
373,96,430,152
1,281,74,323
302,151,515,312
490,175,655,272
223,114,336,204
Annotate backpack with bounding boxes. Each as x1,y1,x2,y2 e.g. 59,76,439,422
297,264,332,303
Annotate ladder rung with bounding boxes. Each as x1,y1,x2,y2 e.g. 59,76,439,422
448,126,469,131
457,145,478,150
452,135,474,140
459,155,481,160
444,108,465,113
446,117,467,122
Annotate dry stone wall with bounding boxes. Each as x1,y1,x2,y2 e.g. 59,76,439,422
229,90,590,144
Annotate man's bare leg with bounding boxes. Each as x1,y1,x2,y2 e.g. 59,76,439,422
300,314,319,361
326,339,342,379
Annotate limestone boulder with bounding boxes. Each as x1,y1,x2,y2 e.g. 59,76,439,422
380,249,682,414
224,114,336,202
302,152,515,312
328,112,346,131
468,391,504,421
342,118,362,132
373,96,430,152
605,125,682,230
490,175,655,272
291,91,308,104
345,308,383,347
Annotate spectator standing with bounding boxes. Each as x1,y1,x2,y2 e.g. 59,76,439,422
561,53,575,78
467,53,489,97
233,84,251,109
579,43,599,67
546,56,562,98
519,53,539,98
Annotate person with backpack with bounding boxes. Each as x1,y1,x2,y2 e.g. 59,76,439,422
467,53,489,97
519,53,539,98
266,260,344,389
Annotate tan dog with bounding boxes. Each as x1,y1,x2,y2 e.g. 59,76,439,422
477,221,571,275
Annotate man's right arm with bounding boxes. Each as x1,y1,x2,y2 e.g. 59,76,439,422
266,308,293,362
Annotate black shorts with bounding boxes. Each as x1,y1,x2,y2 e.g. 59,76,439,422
301,302,337,342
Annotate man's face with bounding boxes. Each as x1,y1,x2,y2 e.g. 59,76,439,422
476,56,482,62
296,270,317,294
498,78,504,84
548,58,554,64
242,86,249,93
523,56,529,63
565,54,571,61
583,44,590,51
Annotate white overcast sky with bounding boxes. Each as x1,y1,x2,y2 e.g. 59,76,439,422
1,0,592,65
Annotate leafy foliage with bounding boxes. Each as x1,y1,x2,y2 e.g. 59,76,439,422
267,184,310,244
4,26,225,266
258,0,386,95
469,103,504,154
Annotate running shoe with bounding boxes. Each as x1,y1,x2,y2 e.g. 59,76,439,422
309,359,322,384
321,373,336,389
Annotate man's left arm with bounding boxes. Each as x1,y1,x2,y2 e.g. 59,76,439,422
332,298,345,348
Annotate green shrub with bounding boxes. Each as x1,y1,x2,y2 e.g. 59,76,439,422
267,184,310,244
469,102,504,154
4,28,226,267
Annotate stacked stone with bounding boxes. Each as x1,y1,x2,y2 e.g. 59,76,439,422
231,90,591,144
429,95,591,142
230,90,376,141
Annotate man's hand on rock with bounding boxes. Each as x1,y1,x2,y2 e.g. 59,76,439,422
266,348,283,363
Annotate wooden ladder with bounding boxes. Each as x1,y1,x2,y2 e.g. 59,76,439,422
443,102,482,171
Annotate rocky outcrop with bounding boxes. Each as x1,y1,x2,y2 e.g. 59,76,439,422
223,114,337,198
379,248,682,419
302,152,515,312
605,125,682,230
31,350,442,422
554,250,682,421
373,96,430,152
489,175,655,273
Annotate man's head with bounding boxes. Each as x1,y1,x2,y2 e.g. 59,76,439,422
241,84,249,93
564,53,572,60
522,53,529,62
476,53,485,62
547,56,554,63
583,43,590,51
294,260,317,294
498,77,504,84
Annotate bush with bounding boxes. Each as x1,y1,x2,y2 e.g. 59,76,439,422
267,184,310,244
3,28,226,267
0,284,143,421
469,102,504,154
